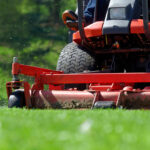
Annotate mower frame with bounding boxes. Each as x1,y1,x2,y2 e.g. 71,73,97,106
6,0,150,109
6,57,150,109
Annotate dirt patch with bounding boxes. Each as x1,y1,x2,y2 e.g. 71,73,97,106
32,98,93,109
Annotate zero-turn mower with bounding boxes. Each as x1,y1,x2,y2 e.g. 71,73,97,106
6,0,150,109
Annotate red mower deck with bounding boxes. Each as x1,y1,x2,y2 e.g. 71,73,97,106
6,57,150,109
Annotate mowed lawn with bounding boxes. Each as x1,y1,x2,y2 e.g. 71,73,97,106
0,109,150,150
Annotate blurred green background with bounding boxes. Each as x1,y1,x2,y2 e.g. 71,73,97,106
0,0,76,101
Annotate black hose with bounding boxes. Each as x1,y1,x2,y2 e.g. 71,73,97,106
94,0,99,22
77,0,86,42
142,0,150,39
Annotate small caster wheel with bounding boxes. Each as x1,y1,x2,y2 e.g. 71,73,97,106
8,90,25,108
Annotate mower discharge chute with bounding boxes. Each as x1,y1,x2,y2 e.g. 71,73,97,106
6,0,150,109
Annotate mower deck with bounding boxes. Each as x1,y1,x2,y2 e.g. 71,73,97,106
6,57,150,109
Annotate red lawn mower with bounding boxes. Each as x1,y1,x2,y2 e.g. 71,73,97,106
6,0,150,109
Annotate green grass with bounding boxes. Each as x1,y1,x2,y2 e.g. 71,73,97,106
0,109,150,150
0,69,11,102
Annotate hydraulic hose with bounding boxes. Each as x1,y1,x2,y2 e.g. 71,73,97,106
77,0,86,42
142,0,150,39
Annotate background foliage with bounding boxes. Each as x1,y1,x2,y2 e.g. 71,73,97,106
0,0,76,101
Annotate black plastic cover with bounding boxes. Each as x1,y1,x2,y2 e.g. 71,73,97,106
94,101,116,109
103,0,141,34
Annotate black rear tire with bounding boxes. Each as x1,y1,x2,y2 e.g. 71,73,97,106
56,42,97,89
8,90,25,108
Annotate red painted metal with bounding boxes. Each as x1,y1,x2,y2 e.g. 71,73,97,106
31,90,119,109
39,73,150,85
130,19,150,34
117,90,150,109
6,82,13,99
24,81,32,108
89,83,126,91
73,21,103,43
6,61,150,109
12,62,63,77
11,62,150,85
30,89,150,109
73,19,150,44
32,90,94,108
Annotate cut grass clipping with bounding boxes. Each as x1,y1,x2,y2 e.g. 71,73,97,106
0,109,150,150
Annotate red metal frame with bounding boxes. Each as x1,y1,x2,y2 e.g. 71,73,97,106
39,73,150,84
6,61,150,109
11,62,150,85
12,62,63,77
